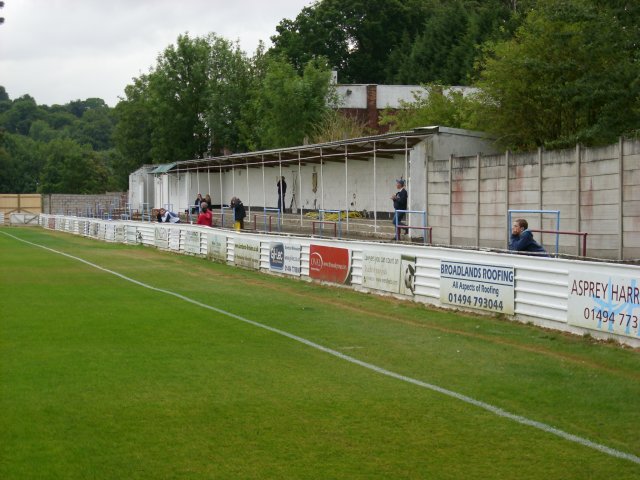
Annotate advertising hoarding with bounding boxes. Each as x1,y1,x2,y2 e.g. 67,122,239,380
309,244,351,284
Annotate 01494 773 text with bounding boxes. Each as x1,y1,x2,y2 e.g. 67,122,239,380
583,308,639,332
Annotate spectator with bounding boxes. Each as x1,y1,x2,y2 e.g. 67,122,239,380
196,202,213,227
231,197,246,231
277,176,287,213
205,194,213,209
192,193,203,214
509,218,547,255
391,179,408,235
157,207,180,223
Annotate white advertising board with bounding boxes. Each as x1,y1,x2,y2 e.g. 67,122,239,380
207,234,227,262
154,226,169,249
399,255,417,296
568,272,640,338
184,230,201,255
115,225,125,243
440,260,514,314
362,251,416,295
269,242,301,276
234,239,260,270
362,251,401,293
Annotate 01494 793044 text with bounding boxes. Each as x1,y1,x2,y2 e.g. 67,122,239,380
447,293,504,312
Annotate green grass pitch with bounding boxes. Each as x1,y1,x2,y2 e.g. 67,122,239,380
1,227,639,479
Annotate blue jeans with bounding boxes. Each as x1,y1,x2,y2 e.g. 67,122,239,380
393,211,408,235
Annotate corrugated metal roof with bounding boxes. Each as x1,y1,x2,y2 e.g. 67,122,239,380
149,162,177,174
174,128,438,172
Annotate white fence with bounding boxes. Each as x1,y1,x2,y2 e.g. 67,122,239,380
40,214,640,348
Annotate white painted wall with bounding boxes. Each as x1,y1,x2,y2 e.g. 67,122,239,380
335,85,479,109
128,165,155,212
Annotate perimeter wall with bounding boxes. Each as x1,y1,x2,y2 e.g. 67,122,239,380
425,138,640,259
39,214,640,348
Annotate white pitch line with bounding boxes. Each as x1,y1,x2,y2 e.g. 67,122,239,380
3,229,640,465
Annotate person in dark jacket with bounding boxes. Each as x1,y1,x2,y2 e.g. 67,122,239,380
391,179,408,235
509,218,547,255
231,196,246,230
277,176,287,213
192,193,203,214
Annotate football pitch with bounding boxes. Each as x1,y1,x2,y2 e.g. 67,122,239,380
1,227,639,479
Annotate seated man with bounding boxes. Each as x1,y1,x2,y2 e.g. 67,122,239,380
157,208,180,223
509,218,547,255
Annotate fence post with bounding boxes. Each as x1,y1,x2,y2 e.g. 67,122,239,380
618,136,624,260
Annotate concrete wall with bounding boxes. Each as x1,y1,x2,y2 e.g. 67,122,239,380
42,192,128,217
428,138,640,259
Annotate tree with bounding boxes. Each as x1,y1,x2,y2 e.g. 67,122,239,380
255,56,334,149
0,132,44,193
474,0,640,149
205,36,253,154
389,0,515,85
270,0,432,83
148,33,213,162
0,94,41,135
38,138,109,194
113,75,154,187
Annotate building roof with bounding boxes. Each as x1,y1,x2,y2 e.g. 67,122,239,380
149,162,177,174
172,126,480,173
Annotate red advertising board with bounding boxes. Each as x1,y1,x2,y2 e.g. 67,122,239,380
309,244,351,284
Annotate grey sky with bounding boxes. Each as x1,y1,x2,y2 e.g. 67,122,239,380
0,0,311,106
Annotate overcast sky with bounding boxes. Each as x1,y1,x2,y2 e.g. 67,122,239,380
0,0,312,106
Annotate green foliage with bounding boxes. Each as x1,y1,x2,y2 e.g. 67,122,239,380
206,37,255,154
0,90,118,193
310,109,373,144
38,138,110,194
147,34,212,162
388,0,515,85
473,0,640,149
113,76,154,188
380,84,477,131
1,95,42,135
0,132,44,192
270,0,525,85
271,0,432,84
255,56,334,149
